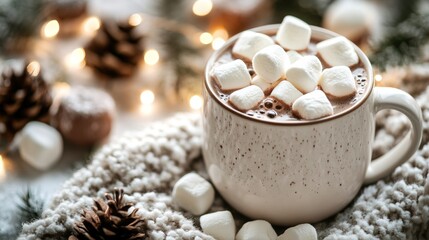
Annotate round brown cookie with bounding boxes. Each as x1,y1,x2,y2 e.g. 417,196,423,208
52,86,115,146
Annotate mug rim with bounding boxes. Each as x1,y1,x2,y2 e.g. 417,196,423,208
204,24,374,126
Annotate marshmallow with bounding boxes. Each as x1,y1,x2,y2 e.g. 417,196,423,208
270,80,303,106
277,224,317,240
276,16,311,50
19,122,63,171
212,59,251,91
232,31,275,61
292,90,333,120
316,36,359,67
251,75,271,93
200,211,236,240
285,56,322,93
323,1,379,42
320,66,357,98
236,220,277,240
229,85,265,111
172,172,215,215
253,45,290,83
287,50,303,64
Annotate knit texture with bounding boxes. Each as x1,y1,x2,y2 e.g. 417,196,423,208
19,88,429,240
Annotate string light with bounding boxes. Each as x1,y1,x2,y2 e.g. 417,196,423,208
53,82,71,99
211,28,228,50
41,20,60,38
129,14,142,26
212,38,226,50
375,74,383,82
213,28,228,39
199,32,213,44
26,61,41,77
140,90,155,105
65,48,86,69
140,90,155,115
82,16,101,34
144,49,160,65
0,156,5,181
189,95,203,110
192,0,213,16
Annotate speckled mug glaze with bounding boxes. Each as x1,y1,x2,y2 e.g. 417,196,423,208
202,25,423,226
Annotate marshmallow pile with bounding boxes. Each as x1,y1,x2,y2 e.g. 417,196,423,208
172,172,318,240
211,15,359,120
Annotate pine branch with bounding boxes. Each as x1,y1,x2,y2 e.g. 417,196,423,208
272,0,334,25
16,188,44,224
0,0,48,54
370,13,429,70
0,188,45,239
156,0,200,93
384,0,420,25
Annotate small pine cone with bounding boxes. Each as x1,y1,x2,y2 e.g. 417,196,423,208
0,61,52,140
85,19,144,79
69,188,147,240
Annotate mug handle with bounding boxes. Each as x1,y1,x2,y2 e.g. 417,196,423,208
364,87,423,184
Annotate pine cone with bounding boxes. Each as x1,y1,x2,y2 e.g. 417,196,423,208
69,188,147,240
85,19,144,79
0,61,52,140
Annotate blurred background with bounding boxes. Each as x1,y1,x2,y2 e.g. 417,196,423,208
0,0,428,238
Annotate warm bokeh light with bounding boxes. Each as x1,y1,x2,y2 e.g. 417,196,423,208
199,32,213,45
375,74,383,82
144,49,160,65
140,90,155,105
140,105,153,115
212,37,226,50
192,0,213,16
53,82,71,99
189,95,203,110
211,28,228,50
41,20,60,38
140,90,155,115
65,48,86,69
27,61,41,77
82,16,101,33
129,13,142,26
213,28,228,39
0,156,5,181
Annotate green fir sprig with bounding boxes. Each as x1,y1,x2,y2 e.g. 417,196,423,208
371,13,429,70
16,188,44,224
0,0,48,54
156,0,200,95
0,188,45,240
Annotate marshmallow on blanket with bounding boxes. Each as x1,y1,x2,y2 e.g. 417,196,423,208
236,220,277,240
252,45,290,83
270,80,303,106
172,172,214,215
316,36,359,67
278,224,317,240
319,66,357,98
211,59,251,91
200,211,236,240
19,122,63,171
292,90,333,120
229,85,264,111
276,15,311,50
232,31,274,61
251,75,272,93
285,56,322,93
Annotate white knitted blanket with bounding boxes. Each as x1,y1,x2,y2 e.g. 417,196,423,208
18,89,429,240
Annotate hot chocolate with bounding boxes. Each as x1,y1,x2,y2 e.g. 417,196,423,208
210,32,369,122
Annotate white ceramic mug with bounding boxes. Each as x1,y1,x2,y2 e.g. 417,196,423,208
202,25,423,226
